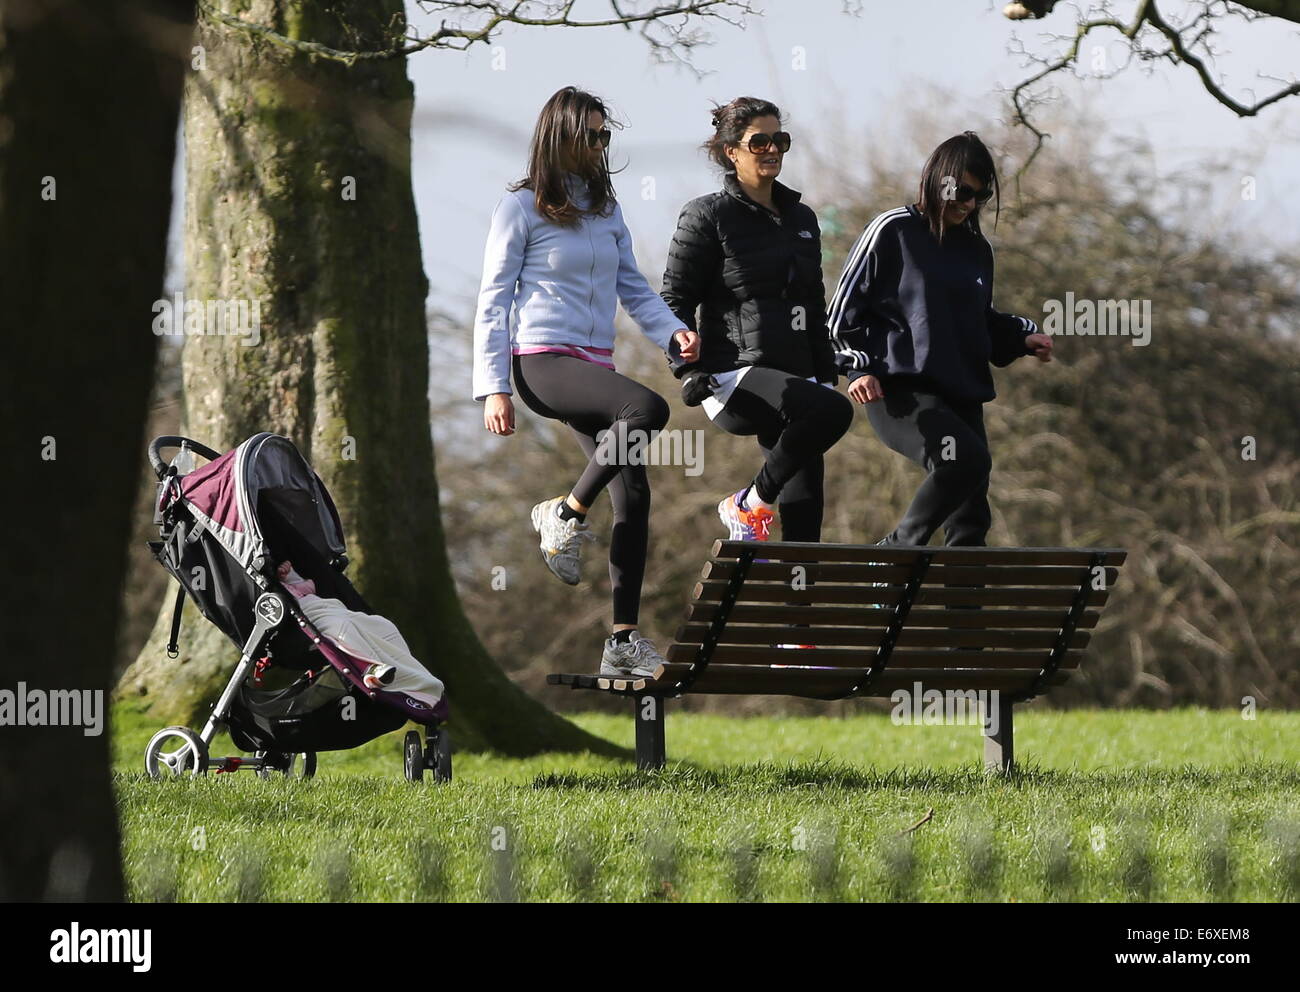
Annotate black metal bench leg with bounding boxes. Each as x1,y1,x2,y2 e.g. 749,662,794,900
634,694,666,770
983,695,1015,774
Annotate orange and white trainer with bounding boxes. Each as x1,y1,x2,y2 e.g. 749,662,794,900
717,488,774,542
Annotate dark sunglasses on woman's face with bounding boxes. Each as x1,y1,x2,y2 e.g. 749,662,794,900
586,127,612,149
954,182,994,205
746,131,791,154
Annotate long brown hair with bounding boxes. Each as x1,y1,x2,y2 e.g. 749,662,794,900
510,86,619,227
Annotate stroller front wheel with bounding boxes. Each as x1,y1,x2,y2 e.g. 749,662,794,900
145,726,208,779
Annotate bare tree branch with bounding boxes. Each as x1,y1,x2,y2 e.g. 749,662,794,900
1005,0,1300,23
1002,0,1300,179
1006,7,1137,181
196,0,754,67
1143,0,1300,114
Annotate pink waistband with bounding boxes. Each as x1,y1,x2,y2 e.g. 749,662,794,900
513,343,615,370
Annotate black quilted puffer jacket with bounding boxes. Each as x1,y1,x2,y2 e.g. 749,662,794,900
660,173,837,382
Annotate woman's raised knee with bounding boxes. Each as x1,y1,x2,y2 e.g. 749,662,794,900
825,388,854,433
630,391,671,433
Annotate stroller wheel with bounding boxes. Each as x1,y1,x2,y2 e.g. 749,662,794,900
403,730,423,782
255,751,318,779
145,726,208,779
427,728,452,783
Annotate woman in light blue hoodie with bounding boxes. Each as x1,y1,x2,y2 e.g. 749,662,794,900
473,86,699,679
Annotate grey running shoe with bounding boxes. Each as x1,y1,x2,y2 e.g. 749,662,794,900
531,496,595,585
600,632,666,679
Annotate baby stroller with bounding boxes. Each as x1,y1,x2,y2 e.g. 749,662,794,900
144,432,450,782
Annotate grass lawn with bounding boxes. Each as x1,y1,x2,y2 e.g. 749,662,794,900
113,703,1300,902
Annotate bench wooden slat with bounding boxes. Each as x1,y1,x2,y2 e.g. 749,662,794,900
548,672,653,693
711,540,1126,567
692,581,1110,608
548,664,1073,697
674,623,1090,652
701,560,1120,587
663,643,1085,670
686,603,1101,630
650,663,1070,696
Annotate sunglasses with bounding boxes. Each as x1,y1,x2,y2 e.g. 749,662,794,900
586,127,612,149
745,131,791,154
953,182,994,205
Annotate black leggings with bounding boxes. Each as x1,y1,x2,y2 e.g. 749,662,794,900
711,366,854,542
866,383,992,546
512,352,670,625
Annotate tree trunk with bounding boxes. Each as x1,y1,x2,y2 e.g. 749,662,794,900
0,0,193,900
116,0,621,757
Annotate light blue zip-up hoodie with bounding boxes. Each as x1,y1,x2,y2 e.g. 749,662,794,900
472,173,685,401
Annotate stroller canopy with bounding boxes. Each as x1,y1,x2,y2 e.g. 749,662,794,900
170,433,346,571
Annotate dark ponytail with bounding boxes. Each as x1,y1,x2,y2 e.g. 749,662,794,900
702,96,782,173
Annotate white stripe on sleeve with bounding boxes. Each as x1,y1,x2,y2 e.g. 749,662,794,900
827,207,909,350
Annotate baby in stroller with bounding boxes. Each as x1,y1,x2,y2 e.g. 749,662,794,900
276,559,445,709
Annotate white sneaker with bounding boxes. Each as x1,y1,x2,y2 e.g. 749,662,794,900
531,496,596,585
600,632,666,679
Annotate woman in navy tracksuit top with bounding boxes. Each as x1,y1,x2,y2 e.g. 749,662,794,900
827,131,1054,548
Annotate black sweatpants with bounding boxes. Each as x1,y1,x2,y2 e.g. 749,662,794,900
865,382,992,546
711,366,854,542
511,352,670,625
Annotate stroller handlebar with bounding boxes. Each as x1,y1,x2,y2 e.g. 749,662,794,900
148,436,223,479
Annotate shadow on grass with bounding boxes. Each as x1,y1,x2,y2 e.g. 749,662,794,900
530,758,1300,794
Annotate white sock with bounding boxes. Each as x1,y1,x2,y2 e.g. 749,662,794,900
743,487,775,513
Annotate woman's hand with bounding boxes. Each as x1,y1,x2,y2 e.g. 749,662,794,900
847,374,885,404
674,329,700,364
1025,333,1054,362
484,393,515,435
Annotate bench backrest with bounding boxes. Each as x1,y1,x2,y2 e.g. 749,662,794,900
658,541,1126,701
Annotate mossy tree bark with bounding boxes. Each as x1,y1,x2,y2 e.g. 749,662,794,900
117,0,620,757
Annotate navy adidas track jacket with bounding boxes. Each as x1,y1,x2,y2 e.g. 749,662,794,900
827,204,1036,404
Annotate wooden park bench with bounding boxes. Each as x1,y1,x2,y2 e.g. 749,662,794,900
549,541,1125,774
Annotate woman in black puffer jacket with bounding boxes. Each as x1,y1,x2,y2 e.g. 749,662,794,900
661,96,853,544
